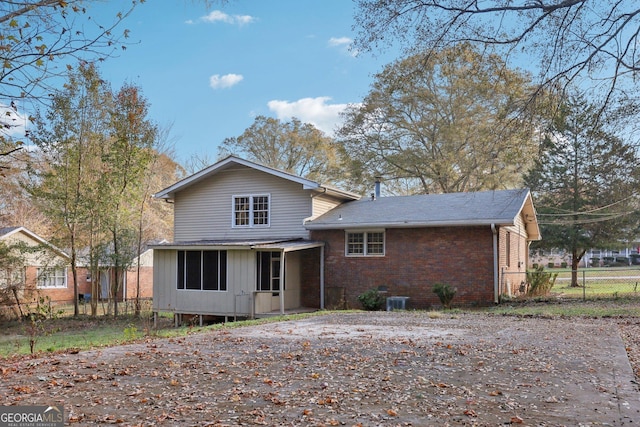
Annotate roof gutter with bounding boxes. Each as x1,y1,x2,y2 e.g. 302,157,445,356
305,219,512,230
491,223,499,304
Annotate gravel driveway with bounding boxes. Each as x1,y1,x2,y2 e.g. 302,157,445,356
1,311,639,426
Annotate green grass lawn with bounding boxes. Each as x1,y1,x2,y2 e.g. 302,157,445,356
0,314,163,357
0,311,334,358
488,298,640,317
542,267,640,298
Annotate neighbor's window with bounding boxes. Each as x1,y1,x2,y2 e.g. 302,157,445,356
177,250,228,291
233,194,270,227
37,267,67,288
346,231,385,256
0,268,25,288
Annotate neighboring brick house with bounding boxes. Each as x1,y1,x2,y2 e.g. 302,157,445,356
0,226,154,316
305,190,540,308
152,156,541,319
0,226,78,315
75,248,155,302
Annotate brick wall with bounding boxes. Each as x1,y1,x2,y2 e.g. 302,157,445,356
125,266,154,299
300,247,321,308
311,227,497,309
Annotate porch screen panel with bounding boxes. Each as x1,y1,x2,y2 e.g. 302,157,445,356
202,251,219,290
219,250,227,291
177,250,185,289
185,251,201,290
257,252,271,291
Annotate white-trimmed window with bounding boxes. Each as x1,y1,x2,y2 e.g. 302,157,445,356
233,194,270,227
346,231,385,256
37,267,67,288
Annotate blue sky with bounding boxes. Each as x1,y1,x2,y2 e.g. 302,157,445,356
94,1,399,166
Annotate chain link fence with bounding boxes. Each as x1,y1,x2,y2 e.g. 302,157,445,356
503,268,640,300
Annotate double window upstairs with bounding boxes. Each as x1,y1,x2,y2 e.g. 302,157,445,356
233,194,270,228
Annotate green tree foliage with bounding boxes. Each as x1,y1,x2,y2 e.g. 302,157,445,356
524,92,640,286
26,63,162,317
357,288,385,311
26,62,111,316
102,83,158,316
432,282,456,309
526,266,557,297
352,1,640,106
338,43,539,195
219,116,343,184
0,240,29,318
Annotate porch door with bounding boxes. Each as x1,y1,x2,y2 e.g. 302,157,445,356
257,251,281,311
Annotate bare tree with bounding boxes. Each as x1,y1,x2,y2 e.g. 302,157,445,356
352,1,640,105
338,44,540,195
0,1,139,166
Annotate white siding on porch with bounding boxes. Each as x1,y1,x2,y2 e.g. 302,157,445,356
152,249,177,312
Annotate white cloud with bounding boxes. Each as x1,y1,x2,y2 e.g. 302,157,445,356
188,10,256,26
328,36,357,57
267,97,356,136
209,74,244,89
328,36,352,47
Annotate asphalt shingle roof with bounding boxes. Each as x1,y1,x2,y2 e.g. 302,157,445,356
305,189,534,230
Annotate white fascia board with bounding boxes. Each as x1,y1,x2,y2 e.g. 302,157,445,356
1,226,71,260
153,155,321,200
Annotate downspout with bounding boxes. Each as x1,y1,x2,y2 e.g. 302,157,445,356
320,245,325,309
491,224,499,304
280,250,285,315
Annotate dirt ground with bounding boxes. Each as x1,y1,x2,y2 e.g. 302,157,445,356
2,311,640,426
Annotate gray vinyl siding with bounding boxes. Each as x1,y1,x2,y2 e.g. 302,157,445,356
152,249,257,316
152,249,177,311
311,193,347,220
174,166,312,241
152,247,309,317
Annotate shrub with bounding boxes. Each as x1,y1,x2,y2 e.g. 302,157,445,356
433,283,456,309
357,289,385,311
526,265,557,296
